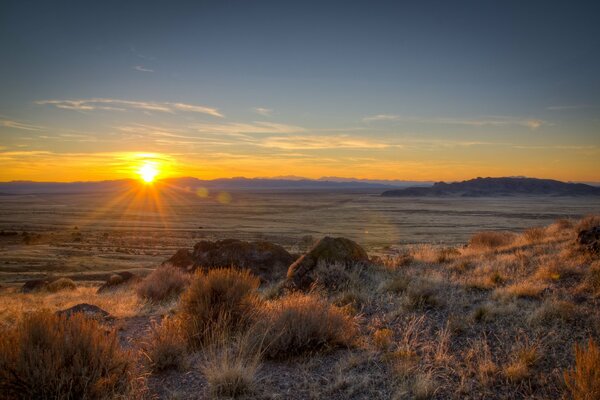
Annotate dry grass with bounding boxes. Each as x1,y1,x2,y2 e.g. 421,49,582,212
520,227,546,244
179,268,261,348
576,215,600,232
493,280,547,300
564,338,600,400
528,299,577,325
142,317,187,372
255,293,357,359
0,286,144,327
201,335,261,398
136,265,190,302
402,279,442,310
504,344,539,382
46,277,77,293
468,231,515,249
0,311,132,399
373,328,394,352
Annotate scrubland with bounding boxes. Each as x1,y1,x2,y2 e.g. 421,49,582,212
1,215,599,399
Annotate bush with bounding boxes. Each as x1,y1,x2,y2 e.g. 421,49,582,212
179,268,260,348
0,311,131,399
254,293,357,359
46,277,77,293
202,336,261,398
143,317,187,372
522,227,546,243
469,231,515,249
403,279,441,310
136,265,190,302
576,215,600,232
564,338,600,400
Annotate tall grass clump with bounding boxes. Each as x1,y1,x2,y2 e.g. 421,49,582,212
136,265,190,302
179,268,261,348
468,231,515,249
576,215,600,232
564,338,600,400
142,317,187,373
0,311,132,399
202,334,261,398
254,293,356,359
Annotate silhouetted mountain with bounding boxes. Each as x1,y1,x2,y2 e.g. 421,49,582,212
381,177,600,197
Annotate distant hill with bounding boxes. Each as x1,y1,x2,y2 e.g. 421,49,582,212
381,177,600,197
0,177,423,195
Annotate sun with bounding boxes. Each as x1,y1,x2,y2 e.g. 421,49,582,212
137,162,159,183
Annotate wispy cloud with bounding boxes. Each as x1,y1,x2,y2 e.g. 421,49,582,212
362,114,548,129
260,134,400,150
253,107,273,117
36,98,223,117
193,121,305,135
132,65,154,73
0,118,44,131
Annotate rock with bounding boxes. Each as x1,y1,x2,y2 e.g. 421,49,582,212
56,303,112,320
21,277,55,293
190,239,295,282
163,248,195,271
286,236,370,290
97,271,138,293
577,226,600,255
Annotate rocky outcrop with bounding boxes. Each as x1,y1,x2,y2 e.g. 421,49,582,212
286,237,370,290
163,239,294,282
56,303,112,320
382,177,600,197
164,249,195,270
21,277,56,293
97,271,139,293
577,226,600,255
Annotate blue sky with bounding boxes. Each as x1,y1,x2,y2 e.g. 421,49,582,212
0,0,599,181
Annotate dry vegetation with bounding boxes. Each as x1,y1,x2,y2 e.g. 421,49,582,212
0,215,599,399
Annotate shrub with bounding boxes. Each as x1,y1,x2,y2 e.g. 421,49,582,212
469,231,515,249
202,338,260,398
576,215,600,232
142,317,187,372
46,277,77,293
403,279,441,310
179,268,260,348
587,262,600,295
254,293,357,359
0,311,131,399
522,227,546,243
373,328,394,351
564,338,600,400
136,265,190,302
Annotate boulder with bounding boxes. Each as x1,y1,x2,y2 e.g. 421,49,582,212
286,236,370,290
97,271,139,293
190,239,295,282
163,248,195,271
577,226,600,255
56,303,112,320
21,277,55,293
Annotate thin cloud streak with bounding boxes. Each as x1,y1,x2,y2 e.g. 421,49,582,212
0,118,44,131
133,65,154,72
253,107,273,117
362,114,548,129
36,98,223,117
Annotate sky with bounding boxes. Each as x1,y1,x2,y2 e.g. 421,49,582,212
0,0,599,182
